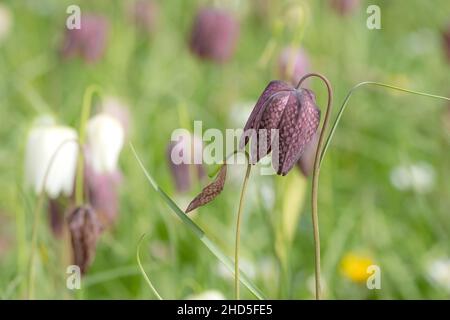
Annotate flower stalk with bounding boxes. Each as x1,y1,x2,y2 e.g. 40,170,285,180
234,162,252,300
296,73,333,300
75,85,101,206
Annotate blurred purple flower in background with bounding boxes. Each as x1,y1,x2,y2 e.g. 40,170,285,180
167,133,205,193
189,7,239,63
129,0,158,35
296,131,319,177
60,14,109,63
85,164,122,228
278,46,310,86
443,24,450,62
329,0,360,16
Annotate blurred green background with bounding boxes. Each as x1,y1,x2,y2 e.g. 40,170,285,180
0,0,449,299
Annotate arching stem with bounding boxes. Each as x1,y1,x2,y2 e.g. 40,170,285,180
320,82,450,165
296,73,334,300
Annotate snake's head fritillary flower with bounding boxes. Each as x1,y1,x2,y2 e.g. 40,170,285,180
86,113,125,174
443,24,450,62
25,116,78,199
68,205,102,274
167,132,205,193
60,14,109,63
329,0,360,16
129,0,158,34
189,7,239,63
278,47,310,85
240,80,321,176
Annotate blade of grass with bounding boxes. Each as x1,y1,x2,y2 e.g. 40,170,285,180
130,143,265,300
137,233,163,300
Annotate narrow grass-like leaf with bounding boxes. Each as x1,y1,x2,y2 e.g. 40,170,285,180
137,233,163,300
130,143,266,300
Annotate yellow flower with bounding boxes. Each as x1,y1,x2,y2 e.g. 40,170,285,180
340,253,374,283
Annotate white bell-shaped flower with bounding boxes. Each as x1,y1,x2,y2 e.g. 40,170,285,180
86,113,124,174
25,117,78,199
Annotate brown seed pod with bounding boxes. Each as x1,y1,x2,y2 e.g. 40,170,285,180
67,205,102,274
185,164,227,213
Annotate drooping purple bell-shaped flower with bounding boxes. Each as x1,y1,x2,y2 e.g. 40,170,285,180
189,7,240,63
278,47,310,85
240,80,321,176
60,14,109,63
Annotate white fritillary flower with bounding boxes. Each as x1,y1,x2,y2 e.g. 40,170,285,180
86,113,124,174
25,116,78,199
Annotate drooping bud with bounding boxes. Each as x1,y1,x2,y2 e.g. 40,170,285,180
329,0,360,16
278,46,310,85
167,132,205,193
185,164,227,213
60,14,109,63
68,205,102,274
25,116,78,199
129,0,158,34
86,113,125,174
189,7,239,63
240,80,321,176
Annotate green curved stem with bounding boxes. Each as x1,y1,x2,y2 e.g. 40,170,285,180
27,138,79,299
75,85,102,206
296,73,334,300
320,82,450,166
235,163,252,300
137,233,163,300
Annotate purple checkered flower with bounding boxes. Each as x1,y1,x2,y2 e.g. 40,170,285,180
240,80,321,175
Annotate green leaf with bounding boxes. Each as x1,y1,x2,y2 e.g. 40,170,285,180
130,143,266,300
